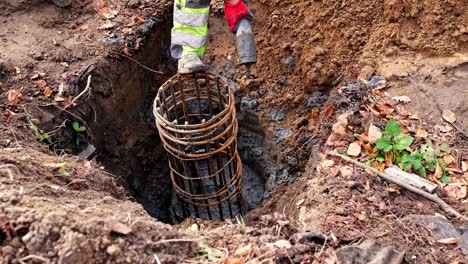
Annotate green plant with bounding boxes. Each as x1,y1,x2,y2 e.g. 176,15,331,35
28,121,52,145
371,120,450,181
374,119,414,161
72,121,86,146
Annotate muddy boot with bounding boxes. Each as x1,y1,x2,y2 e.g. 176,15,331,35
52,0,72,7
178,55,205,74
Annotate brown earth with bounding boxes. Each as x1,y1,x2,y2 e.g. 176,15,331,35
1,0,467,263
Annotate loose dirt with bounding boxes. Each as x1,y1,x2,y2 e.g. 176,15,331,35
1,0,467,263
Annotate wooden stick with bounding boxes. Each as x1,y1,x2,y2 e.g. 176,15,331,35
327,151,468,221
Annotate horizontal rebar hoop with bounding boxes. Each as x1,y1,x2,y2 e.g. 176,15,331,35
153,72,243,220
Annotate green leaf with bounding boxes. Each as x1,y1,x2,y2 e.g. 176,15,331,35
375,138,392,152
417,166,427,177
385,119,403,137
73,121,80,131
58,168,71,176
376,156,385,162
395,136,414,150
440,175,452,183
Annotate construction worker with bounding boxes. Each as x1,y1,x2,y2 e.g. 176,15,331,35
172,0,257,74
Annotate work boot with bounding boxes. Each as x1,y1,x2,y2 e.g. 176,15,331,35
178,55,205,74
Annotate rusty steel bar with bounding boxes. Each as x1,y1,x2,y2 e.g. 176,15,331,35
154,72,243,220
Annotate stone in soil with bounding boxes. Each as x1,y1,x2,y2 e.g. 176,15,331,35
274,126,292,144
269,107,285,121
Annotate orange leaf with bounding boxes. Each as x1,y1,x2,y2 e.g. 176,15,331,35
44,86,52,97
224,258,244,264
32,79,47,88
310,112,319,120
363,143,373,153
4,109,16,122
377,162,385,172
137,17,145,24
385,152,393,167
43,162,66,169
324,105,334,118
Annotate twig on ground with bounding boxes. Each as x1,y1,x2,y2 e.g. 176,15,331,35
65,75,92,109
153,254,162,264
111,52,164,74
152,238,202,245
19,255,50,264
327,151,468,221
408,75,468,139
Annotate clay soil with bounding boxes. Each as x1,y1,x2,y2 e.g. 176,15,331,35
1,0,467,263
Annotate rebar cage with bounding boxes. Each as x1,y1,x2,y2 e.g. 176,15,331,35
153,72,243,221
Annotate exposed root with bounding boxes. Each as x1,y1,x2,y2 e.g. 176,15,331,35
19,255,50,264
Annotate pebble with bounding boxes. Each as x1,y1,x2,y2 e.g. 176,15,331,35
269,108,285,121
274,126,292,144
282,56,295,67
358,65,374,81
106,245,120,256
241,97,258,110
306,91,328,107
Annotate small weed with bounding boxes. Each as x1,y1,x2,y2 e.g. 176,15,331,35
28,121,52,145
371,119,450,181
72,121,86,146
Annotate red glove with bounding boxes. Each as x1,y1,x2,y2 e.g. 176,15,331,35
224,0,253,33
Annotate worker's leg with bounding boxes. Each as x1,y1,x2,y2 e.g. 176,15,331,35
171,0,211,73
224,0,257,67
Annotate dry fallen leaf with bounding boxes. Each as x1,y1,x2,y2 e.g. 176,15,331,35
368,124,382,144
416,128,429,138
4,109,16,122
54,95,65,102
108,220,132,235
347,142,361,157
234,243,252,257
14,67,21,74
442,110,456,123
462,161,467,172
392,95,411,103
444,184,467,200
443,155,455,166
434,162,443,179
99,20,114,29
97,6,118,19
44,86,52,97
266,240,292,249
7,89,22,106
340,166,354,178
385,152,393,167
32,79,47,88
437,237,459,244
